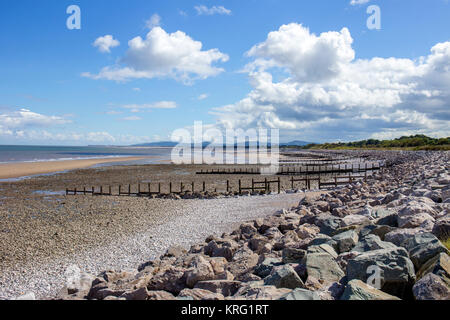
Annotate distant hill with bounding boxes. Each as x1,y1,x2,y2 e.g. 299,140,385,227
132,141,178,147
301,135,450,151
281,140,312,147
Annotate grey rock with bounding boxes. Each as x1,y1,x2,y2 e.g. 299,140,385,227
279,288,321,300
307,244,338,259
282,247,307,264
332,230,359,253
340,280,401,300
412,273,450,300
315,214,343,236
400,232,449,270
306,253,345,284
432,214,450,239
352,234,398,253
346,247,416,298
253,257,282,278
263,265,305,289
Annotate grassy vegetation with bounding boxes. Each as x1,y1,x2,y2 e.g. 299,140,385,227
299,135,450,151
442,238,450,251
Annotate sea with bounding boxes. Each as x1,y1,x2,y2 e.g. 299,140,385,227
0,145,173,165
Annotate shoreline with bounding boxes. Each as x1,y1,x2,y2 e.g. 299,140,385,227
0,157,147,180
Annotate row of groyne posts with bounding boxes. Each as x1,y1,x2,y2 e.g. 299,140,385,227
66,161,387,198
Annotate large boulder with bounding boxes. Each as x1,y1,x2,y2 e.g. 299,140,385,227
315,214,343,236
253,257,282,278
397,201,436,228
279,288,321,300
341,215,371,228
352,234,398,253
282,247,307,264
306,253,345,284
332,230,359,253
178,288,224,300
416,252,450,280
400,233,449,270
233,284,291,300
346,247,416,298
412,273,450,300
147,267,186,295
340,280,401,300
432,214,450,239
263,265,305,289
307,244,338,259
184,256,215,288
226,247,259,280
384,228,424,246
194,280,242,296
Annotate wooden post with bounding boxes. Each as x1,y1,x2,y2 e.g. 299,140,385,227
128,184,131,196
138,184,141,195
158,183,161,194
169,182,172,194
278,177,281,194
291,176,294,189
181,182,184,193
74,187,77,195
100,186,102,195
192,181,195,192
66,188,68,195
148,183,151,196
227,180,230,192
335,176,337,188
251,179,254,193
265,178,268,193
92,186,94,196
119,185,121,195
307,176,310,190
239,179,242,194
203,181,206,192
83,187,86,195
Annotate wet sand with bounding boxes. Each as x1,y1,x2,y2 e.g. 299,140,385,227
0,157,146,179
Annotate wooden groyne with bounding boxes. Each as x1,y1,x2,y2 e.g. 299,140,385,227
66,173,372,198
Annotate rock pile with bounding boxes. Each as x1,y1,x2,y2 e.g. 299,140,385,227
58,151,450,300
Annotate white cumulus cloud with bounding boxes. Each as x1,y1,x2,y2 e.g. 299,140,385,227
212,23,450,142
83,27,229,84
93,35,120,53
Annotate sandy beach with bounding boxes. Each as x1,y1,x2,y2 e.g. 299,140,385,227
0,157,146,180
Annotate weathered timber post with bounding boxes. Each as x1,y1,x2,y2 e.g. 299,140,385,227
119,185,121,195
192,181,194,192
74,188,77,195
252,179,254,193
128,184,131,196
238,179,242,194
227,180,230,192
265,178,268,193
291,176,294,190
84,187,86,195
169,182,172,194
278,177,281,194
92,186,94,196
203,181,206,192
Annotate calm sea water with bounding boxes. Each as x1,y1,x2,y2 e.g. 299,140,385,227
0,145,172,164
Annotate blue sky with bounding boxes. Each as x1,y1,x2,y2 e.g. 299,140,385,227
0,0,449,145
